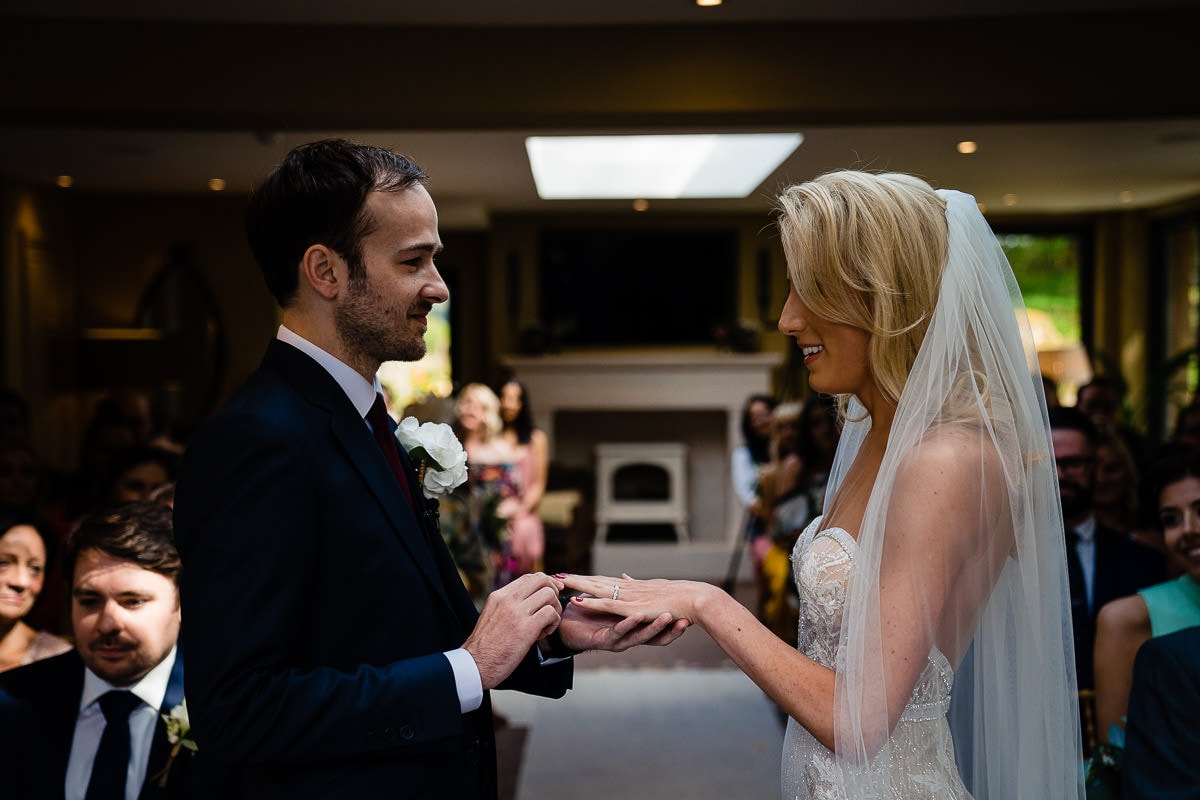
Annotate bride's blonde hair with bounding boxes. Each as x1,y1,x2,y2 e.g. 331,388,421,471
775,171,948,410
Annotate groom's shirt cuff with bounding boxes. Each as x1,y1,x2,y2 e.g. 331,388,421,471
445,648,483,713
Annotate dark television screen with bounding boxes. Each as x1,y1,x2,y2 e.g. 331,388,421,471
538,228,739,347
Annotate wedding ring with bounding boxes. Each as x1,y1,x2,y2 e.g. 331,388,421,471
611,584,621,600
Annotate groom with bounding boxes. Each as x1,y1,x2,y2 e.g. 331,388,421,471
173,139,685,799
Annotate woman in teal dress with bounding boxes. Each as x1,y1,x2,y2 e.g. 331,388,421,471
1093,445,1200,747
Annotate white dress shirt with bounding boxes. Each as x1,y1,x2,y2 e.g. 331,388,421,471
276,325,485,714
66,646,177,800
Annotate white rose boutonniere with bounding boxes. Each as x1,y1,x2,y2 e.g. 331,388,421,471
395,417,469,499
153,700,197,787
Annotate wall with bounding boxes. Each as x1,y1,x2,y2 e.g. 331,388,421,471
6,179,1193,473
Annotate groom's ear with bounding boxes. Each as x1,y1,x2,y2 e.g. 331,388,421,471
300,244,342,301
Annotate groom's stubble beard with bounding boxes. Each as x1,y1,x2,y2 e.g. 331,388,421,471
335,264,429,366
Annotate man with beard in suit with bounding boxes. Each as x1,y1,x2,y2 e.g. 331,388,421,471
0,500,223,799
1048,406,1164,753
173,139,686,800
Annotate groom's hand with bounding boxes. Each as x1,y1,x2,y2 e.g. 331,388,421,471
556,602,689,654
464,572,564,689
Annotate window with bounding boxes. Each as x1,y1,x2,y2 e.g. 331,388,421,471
999,232,1087,405
377,299,453,414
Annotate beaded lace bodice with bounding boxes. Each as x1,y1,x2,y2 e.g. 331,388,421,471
781,516,971,800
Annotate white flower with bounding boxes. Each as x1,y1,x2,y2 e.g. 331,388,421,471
395,417,469,498
153,700,196,787
162,700,198,752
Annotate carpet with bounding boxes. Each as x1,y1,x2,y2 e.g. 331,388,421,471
493,668,784,800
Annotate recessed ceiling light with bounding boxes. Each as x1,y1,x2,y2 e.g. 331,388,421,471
208,178,226,191
957,141,978,154
525,133,803,200
696,0,723,6
56,175,73,188
632,199,650,212
1002,193,1019,206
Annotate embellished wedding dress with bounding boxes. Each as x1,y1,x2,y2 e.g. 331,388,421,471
769,185,1081,799
781,517,969,800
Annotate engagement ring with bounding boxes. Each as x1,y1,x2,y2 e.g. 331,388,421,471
611,584,620,600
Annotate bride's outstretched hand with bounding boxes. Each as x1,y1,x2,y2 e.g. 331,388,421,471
558,573,706,627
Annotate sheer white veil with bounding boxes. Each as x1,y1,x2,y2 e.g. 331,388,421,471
827,189,1084,797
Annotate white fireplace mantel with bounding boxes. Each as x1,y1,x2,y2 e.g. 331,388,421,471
503,349,782,579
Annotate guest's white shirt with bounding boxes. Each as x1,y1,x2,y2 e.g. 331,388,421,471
276,325,485,715
730,445,761,508
1073,515,1098,613
66,645,177,800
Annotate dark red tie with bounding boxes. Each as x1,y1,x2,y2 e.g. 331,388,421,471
367,394,416,510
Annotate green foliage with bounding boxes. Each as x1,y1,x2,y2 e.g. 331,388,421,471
1000,233,1081,343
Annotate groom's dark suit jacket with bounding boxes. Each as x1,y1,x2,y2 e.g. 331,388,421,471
173,339,572,800
0,648,212,800
1122,625,1200,800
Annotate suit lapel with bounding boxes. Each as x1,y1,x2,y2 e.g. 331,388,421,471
40,652,86,791
140,653,186,799
263,340,460,615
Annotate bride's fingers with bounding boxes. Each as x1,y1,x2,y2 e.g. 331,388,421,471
560,574,625,598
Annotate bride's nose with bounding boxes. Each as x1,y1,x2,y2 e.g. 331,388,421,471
778,290,806,336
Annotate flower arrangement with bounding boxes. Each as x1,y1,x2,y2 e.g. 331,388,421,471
153,700,197,787
394,417,469,499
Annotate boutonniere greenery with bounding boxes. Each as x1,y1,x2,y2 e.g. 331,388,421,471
152,700,198,788
395,417,469,499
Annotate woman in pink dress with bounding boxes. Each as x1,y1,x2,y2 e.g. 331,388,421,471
496,378,549,575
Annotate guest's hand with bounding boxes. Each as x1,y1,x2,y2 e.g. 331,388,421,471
464,572,564,689
554,598,689,653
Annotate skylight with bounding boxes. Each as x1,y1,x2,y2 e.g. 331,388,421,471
525,133,803,200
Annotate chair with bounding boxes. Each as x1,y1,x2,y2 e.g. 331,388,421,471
1079,688,1098,756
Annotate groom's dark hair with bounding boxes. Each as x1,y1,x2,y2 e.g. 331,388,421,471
245,138,428,308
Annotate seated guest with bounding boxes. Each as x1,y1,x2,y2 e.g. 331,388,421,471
455,382,526,587
1093,446,1200,745
1122,625,1200,800
97,444,179,510
1077,374,1154,467
0,501,223,798
1169,400,1200,450
0,518,71,672
1049,406,1166,694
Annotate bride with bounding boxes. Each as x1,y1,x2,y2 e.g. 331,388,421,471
561,171,1083,798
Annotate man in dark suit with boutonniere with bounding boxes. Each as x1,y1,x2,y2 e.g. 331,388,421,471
0,500,221,799
172,138,688,800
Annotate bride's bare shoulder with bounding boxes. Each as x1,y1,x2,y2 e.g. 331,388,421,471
895,425,1004,497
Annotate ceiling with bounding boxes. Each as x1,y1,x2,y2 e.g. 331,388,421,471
1,0,1198,227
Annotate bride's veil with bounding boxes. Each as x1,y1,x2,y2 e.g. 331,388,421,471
826,189,1083,798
